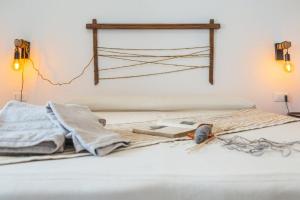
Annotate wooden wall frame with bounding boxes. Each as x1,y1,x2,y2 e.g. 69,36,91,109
86,19,220,85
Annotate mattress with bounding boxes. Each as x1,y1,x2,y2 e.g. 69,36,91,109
1,110,300,200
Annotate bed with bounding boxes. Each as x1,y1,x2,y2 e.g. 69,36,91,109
1,96,300,200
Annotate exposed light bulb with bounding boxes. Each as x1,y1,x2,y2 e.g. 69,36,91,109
283,61,294,73
12,59,21,71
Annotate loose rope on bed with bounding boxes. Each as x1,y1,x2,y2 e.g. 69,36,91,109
217,136,300,157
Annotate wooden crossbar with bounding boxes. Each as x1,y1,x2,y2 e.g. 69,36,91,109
86,23,220,30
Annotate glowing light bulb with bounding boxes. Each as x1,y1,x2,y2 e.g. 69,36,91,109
12,59,21,71
283,61,294,73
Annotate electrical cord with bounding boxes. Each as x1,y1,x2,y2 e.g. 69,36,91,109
18,57,94,102
20,69,24,102
283,94,290,114
285,100,290,114
284,95,300,118
28,57,94,86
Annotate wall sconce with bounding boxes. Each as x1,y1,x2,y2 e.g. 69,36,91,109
275,41,294,73
12,39,30,71
12,39,30,102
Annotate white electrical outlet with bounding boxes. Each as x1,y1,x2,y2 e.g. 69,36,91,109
272,93,288,102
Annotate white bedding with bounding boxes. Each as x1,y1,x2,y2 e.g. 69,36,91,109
1,110,300,200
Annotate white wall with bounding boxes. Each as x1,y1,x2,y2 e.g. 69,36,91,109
0,0,299,113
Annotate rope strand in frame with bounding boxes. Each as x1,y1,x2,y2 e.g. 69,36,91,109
97,46,210,80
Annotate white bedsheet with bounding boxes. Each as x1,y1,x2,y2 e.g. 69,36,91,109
1,111,300,200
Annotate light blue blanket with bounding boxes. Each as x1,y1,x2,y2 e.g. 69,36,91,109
0,101,129,156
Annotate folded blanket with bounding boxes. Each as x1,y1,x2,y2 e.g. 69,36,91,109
0,101,129,156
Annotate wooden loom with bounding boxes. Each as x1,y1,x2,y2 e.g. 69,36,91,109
86,19,221,85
